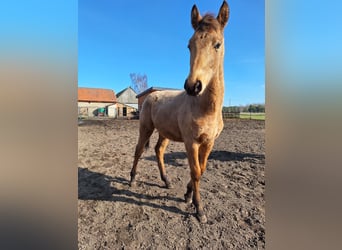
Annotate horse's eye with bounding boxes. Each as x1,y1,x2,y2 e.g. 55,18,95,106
214,42,221,50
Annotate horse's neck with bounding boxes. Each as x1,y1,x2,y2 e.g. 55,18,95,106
200,68,224,115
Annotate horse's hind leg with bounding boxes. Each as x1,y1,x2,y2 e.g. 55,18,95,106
155,135,171,188
130,126,153,187
184,179,193,203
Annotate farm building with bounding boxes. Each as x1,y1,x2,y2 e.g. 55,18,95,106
136,87,181,111
115,87,139,119
78,87,117,118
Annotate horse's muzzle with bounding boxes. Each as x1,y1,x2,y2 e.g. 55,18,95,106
184,79,202,96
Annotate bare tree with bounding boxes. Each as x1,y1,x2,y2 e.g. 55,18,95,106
130,73,148,94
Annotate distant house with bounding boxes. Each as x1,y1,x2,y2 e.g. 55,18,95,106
78,87,117,117
136,87,181,111
115,87,138,118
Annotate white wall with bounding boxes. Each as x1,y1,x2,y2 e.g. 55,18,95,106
107,105,117,117
78,102,117,117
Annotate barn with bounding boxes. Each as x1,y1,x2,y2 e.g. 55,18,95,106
78,87,117,118
115,87,139,119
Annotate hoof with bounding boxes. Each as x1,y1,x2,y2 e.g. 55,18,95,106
197,213,207,224
184,194,192,204
162,177,172,189
165,181,172,189
129,180,136,188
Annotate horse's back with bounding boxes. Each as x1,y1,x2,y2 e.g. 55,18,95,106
143,90,184,113
141,90,186,141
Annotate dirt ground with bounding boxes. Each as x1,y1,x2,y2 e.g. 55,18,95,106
78,118,265,249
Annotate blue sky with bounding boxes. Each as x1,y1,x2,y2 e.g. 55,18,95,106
79,0,265,106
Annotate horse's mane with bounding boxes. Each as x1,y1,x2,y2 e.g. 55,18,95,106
197,13,220,32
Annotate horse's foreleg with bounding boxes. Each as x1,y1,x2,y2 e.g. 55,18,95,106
185,143,207,223
130,127,153,187
155,135,171,188
199,142,214,175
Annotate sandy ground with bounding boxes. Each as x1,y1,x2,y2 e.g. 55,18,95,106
78,118,265,249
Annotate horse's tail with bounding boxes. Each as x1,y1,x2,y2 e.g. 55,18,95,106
144,139,150,150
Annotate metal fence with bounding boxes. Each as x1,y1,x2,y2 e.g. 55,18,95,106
222,111,240,119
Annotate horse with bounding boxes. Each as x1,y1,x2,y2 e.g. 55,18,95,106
130,1,230,223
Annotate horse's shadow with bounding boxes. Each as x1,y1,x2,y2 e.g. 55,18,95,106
208,150,265,163
143,150,265,166
143,151,188,167
78,167,188,216
78,150,264,216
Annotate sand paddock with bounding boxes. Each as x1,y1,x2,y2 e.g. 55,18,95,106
78,119,265,249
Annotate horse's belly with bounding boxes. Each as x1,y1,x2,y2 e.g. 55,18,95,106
152,103,183,141
158,129,183,142
155,120,183,141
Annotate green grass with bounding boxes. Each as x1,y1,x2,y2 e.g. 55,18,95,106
239,112,265,120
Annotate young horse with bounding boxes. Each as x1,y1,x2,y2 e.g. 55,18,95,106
130,1,229,223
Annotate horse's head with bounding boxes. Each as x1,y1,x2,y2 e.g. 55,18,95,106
184,1,229,96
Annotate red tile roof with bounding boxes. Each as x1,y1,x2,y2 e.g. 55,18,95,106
78,87,117,103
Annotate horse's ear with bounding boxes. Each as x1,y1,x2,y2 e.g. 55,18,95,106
217,1,230,28
191,4,202,30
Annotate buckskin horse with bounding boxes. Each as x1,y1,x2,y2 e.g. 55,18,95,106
130,1,230,223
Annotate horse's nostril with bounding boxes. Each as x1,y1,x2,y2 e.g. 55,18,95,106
194,80,202,94
184,79,202,96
